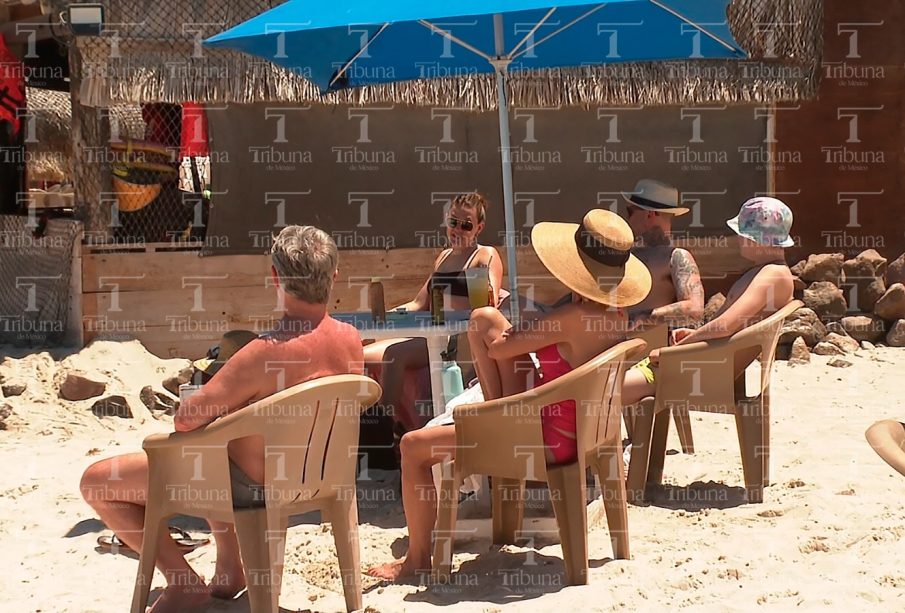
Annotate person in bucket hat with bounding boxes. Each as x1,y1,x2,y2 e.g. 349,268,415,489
623,178,705,332
368,209,652,582
623,196,796,408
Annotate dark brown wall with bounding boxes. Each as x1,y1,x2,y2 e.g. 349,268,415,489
775,0,905,264
206,103,767,269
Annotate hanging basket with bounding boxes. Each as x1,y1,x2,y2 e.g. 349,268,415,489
111,161,178,212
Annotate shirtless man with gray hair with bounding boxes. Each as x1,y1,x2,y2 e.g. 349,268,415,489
80,225,364,612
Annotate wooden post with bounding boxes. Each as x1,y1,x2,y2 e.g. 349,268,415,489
68,41,112,242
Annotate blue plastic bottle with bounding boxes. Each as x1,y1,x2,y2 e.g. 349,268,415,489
440,351,464,407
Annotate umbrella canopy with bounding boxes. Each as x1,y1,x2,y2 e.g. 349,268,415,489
206,0,747,321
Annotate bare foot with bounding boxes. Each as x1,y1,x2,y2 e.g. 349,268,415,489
148,582,212,613
366,556,430,582
210,557,246,599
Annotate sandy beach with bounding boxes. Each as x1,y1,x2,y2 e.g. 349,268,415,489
1,339,903,612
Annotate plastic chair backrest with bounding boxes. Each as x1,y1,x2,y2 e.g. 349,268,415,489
228,375,381,508
656,300,802,414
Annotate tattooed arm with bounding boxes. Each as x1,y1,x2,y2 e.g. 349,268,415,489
649,248,705,327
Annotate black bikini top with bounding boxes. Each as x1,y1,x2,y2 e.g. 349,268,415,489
429,248,482,297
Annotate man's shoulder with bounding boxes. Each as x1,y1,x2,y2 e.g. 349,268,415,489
669,247,699,267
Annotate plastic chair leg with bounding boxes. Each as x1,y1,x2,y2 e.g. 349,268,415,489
431,471,462,582
592,443,630,560
735,405,766,504
626,398,656,505
328,490,363,612
234,509,279,613
130,512,166,613
647,408,671,485
673,405,695,454
547,462,589,586
491,478,525,545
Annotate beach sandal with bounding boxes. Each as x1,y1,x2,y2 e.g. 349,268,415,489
96,526,210,553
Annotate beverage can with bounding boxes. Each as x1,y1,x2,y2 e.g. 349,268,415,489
369,279,386,323
431,285,445,324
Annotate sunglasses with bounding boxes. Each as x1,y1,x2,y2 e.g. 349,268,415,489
446,217,475,232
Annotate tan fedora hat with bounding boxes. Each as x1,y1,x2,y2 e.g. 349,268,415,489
531,209,652,308
193,330,259,376
622,178,689,215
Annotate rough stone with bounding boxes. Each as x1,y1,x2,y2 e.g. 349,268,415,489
788,337,810,366
800,253,845,286
779,307,827,347
860,340,876,351
843,249,887,278
886,253,905,286
90,395,134,419
803,282,847,321
887,320,905,347
139,386,177,415
790,260,806,277
827,357,853,368
59,371,107,401
840,314,886,343
826,332,859,354
792,276,807,294
825,321,846,335
0,379,26,397
874,283,905,322
0,403,12,430
813,342,845,356
860,278,888,313
702,293,726,323
162,365,194,397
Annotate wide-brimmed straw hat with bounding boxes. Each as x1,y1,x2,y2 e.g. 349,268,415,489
531,209,652,308
622,178,689,215
193,330,258,376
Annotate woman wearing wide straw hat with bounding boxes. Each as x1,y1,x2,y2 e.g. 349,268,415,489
367,209,652,581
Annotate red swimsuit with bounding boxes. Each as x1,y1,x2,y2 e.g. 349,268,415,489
534,344,578,465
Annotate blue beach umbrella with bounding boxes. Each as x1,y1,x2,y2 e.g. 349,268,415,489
206,0,746,322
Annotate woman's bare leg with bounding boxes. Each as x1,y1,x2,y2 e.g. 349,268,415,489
364,338,428,430
367,425,457,581
80,453,211,612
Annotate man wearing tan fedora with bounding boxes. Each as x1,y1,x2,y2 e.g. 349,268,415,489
622,178,704,330
80,226,365,613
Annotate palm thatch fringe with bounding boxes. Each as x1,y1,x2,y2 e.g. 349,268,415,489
25,87,145,182
70,0,823,108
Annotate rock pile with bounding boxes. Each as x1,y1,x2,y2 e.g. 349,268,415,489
781,249,905,366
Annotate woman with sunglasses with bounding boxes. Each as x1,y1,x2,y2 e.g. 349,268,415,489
362,192,503,451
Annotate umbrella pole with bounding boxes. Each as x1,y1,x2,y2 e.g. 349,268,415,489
493,61,521,327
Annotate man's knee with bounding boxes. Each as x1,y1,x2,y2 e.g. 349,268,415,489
80,459,110,504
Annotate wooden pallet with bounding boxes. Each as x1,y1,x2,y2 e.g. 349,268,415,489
80,240,746,358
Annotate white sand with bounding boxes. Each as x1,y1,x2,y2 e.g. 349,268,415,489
1,341,903,612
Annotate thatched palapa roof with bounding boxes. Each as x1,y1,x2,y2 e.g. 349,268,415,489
54,0,823,108
25,87,144,181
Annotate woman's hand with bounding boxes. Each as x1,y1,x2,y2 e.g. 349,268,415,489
670,328,694,345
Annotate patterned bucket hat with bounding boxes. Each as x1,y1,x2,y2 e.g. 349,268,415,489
726,197,794,248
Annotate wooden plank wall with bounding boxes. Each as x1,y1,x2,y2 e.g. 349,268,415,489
82,240,747,358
